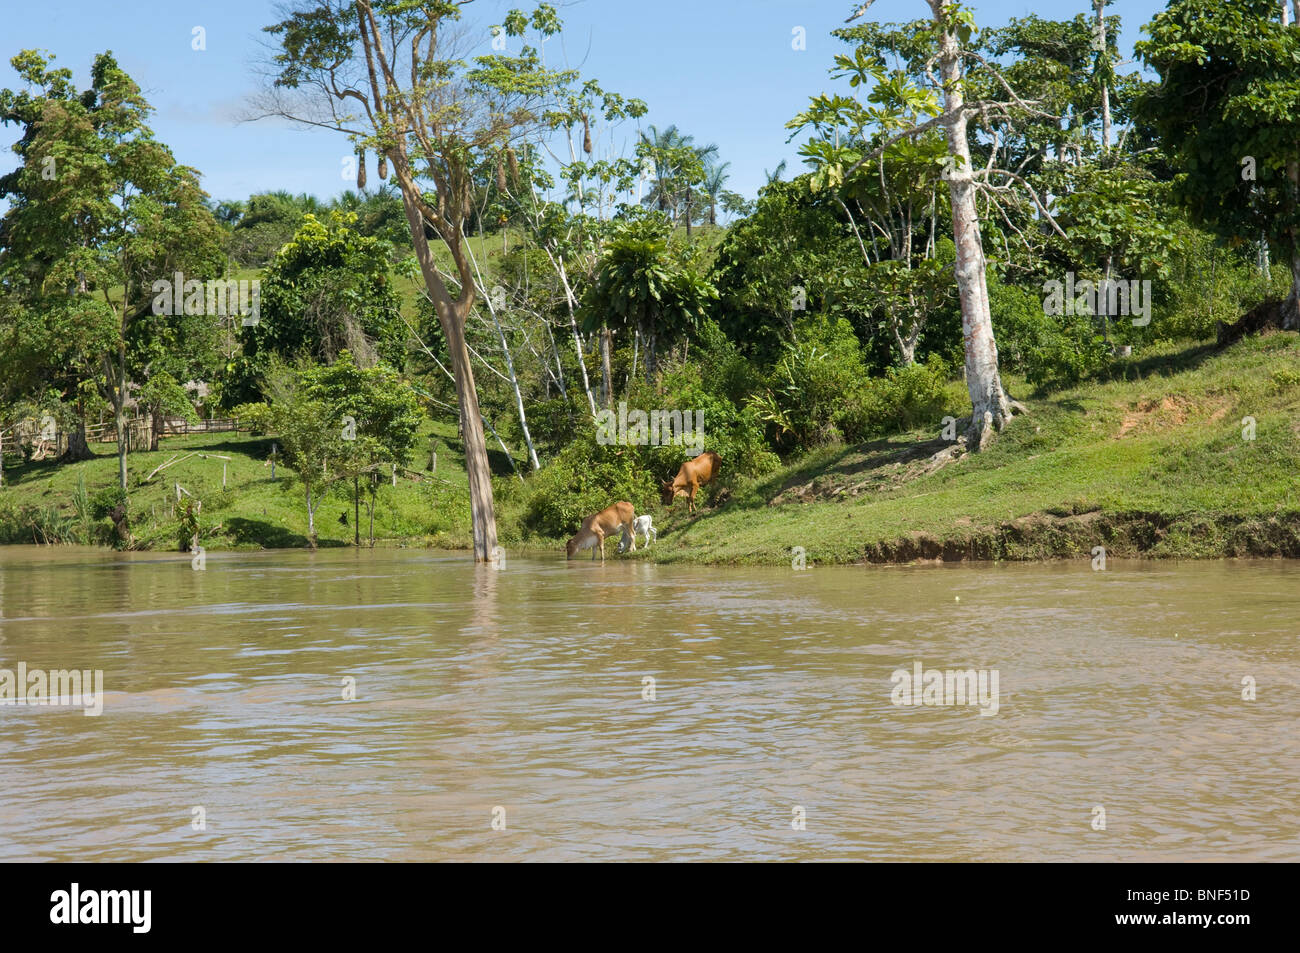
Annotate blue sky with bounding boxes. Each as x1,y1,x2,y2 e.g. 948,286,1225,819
0,0,1168,212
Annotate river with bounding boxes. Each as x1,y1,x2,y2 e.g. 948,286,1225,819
0,546,1295,861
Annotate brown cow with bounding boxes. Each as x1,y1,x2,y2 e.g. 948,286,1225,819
660,451,720,514
566,501,636,562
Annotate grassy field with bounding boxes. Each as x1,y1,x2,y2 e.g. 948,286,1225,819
0,418,494,551
3,331,1299,562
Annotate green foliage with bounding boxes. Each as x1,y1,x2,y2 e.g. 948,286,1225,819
177,499,200,552
988,271,1109,392
844,358,955,441
1136,0,1300,262
223,212,405,406
232,352,421,546
580,215,717,377
749,315,869,452
520,430,658,539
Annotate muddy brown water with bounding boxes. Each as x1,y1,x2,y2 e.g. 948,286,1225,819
0,546,1296,861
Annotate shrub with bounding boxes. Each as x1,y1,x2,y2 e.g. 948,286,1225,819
521,431,658,539
989,272,1109,393
840,357,954,442
748,315,868,452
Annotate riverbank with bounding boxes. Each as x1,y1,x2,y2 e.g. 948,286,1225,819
2,333,1298,563
647,332,1300,565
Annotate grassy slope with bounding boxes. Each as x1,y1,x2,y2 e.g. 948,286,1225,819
643,332,1300,565
0,419,483,550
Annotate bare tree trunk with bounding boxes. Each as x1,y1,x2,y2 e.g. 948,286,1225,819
1286,161,1300,331
306,483,317,551
600,328,613,407
62,412,91,462
150,406,163,452
399,190,499,561
485,298,540,471
931,0,1017,450
554,254,597,416
113,343,128,490
1095,0,1111,152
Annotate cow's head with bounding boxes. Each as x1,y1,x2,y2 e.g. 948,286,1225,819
565,534,580,559
659,479,678,506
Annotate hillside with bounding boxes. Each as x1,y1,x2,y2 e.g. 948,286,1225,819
646,332,1300,565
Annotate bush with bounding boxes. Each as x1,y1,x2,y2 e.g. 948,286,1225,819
989,272,1109,393
521,431,658,539
840,357,954,442
748,315,868,452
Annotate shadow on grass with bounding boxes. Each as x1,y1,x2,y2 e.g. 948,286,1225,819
222,517,313,549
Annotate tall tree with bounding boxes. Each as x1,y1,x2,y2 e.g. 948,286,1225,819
259,1,573,560
808,2,1058,448
0,51,224,486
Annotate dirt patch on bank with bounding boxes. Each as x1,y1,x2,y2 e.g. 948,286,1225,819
1116,394,1231,439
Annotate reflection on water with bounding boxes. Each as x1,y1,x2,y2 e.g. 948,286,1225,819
0,546,1296,861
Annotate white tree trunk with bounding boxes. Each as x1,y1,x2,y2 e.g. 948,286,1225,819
485,298,541,471
554,254,598,416
931,0,1016,450
1095,0,1111,152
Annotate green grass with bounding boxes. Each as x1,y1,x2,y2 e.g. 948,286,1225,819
0,418,491,551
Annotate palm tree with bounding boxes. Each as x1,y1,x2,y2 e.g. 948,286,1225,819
764,160,787,185
640,125,719,234
702,161,731,226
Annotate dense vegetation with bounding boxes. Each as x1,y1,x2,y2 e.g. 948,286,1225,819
2,1,1298,564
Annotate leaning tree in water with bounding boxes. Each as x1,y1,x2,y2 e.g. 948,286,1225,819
257,1,572,560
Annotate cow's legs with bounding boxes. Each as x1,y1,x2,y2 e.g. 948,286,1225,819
595,529,605,562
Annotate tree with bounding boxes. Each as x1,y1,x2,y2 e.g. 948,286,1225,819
798,3,1058,448
0,50,225,486
235,364,341,549
581,216,716,385
702,161,731,226
1137,0,1300,328
309,352,422,546
223,211,404,406
638,124,717,235
259,1,574,561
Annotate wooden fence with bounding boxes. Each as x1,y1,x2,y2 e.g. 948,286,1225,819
0,416,247,461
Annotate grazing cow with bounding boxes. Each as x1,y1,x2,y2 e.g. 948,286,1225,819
566,501,636,562
660,451,721,515
619,514,656,553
